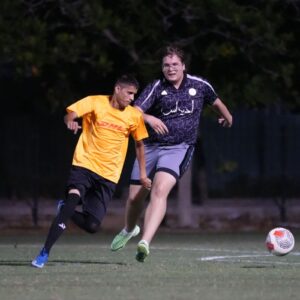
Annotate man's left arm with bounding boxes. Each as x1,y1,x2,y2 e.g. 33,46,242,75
212,98,233,128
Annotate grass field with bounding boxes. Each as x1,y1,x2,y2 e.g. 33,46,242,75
0,230,300,300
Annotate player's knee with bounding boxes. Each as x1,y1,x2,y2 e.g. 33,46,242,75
68,189,81,197
151,184,166,199
86,221,101,234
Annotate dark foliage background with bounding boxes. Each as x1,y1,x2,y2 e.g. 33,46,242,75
1,0,300,201
1,0,299,112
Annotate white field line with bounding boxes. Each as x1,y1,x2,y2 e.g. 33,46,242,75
151,246,264,253
151,247,300,264
198,255,300,265
200,254,270,261
151,246,300,256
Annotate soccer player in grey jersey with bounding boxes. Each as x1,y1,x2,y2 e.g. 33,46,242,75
111,45,233,262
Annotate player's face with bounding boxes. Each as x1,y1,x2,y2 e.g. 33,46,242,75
162,54,185,85
114,84,138,109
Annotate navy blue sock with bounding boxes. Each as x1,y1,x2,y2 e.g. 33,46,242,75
44,193,80,253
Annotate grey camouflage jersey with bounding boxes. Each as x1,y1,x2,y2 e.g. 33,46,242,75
134,73,218,145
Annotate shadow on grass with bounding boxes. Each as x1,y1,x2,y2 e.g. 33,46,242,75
241,265,275,269
0,260,128,266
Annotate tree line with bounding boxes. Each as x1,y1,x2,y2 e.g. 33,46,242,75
0,0,299,113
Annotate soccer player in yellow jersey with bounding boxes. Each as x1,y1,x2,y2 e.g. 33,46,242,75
32,74,151,268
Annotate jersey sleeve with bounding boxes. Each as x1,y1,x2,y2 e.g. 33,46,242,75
130,113,149,141
133,80,160,112
66,96,94,117
203,83,218,105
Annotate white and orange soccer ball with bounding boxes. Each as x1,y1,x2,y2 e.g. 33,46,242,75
265,227,295,256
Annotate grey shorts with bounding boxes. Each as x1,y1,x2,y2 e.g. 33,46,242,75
130,143,194,184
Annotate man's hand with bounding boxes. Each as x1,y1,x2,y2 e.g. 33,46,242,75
212,98,233,128
146,115,169,135
64,111,82,134
66,121,82,134
140,177,152,190
218,117,232,128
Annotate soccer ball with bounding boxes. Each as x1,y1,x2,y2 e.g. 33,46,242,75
265,227,295,256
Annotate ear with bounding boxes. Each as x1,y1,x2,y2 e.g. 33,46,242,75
182,63,186,71
114,85,121,94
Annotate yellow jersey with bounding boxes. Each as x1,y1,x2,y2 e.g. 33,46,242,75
67,95,148,183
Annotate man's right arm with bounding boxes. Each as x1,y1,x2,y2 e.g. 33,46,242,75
64,111,82,134
134,80,169,135
135,106,169,135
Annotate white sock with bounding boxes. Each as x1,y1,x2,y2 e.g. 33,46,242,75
123,226,136,234
139,239,149,246
122,228,129,234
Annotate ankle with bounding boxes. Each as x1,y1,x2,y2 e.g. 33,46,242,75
125,226,136,233
139,239,149,246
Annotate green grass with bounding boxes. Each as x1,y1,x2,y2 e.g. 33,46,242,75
0,230,300,300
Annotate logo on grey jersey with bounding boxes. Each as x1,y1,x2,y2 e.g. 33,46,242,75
188,88,197,96
162,100,194,116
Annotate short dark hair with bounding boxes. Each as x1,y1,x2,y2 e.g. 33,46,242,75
161,45,185,63
115,74,139,90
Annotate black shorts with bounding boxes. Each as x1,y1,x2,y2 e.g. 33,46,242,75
66,166,116,222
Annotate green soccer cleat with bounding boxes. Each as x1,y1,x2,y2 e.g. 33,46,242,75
135,240,150,263
110,225,140,251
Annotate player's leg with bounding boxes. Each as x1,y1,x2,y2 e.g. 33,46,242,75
111,184,149,251
32,166,90,268
71,188,102,233
44,189,81,250
31,189,82,268
111,145,157,251
142,172,176,243
71,211,101,234
72,175,115,234
73,171,115,234
135,143,194,262
136,172,176,262
124,144,158,232
125,184,149,231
